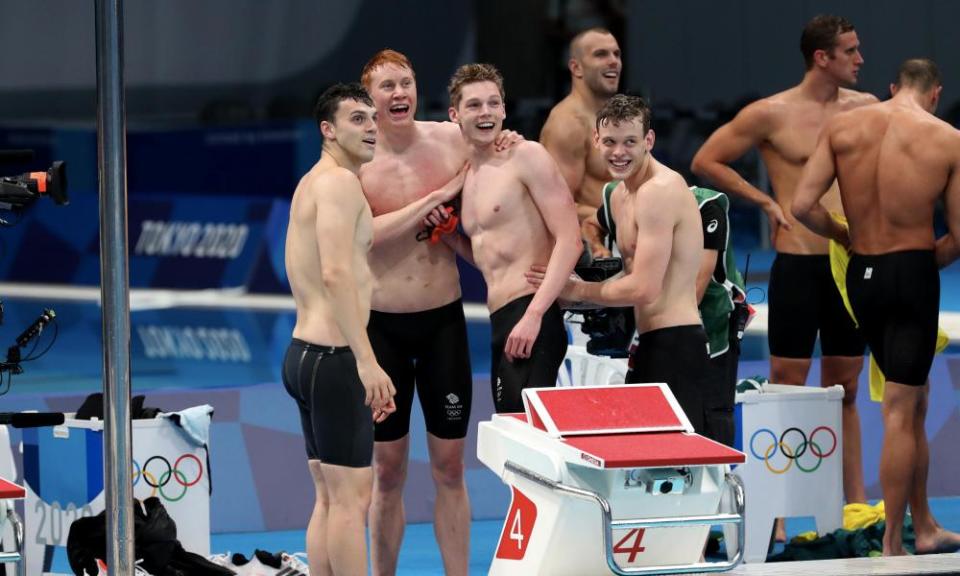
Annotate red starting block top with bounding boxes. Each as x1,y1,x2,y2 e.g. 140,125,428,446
0,476,25,499
522,384,693,437
497,413,744,468
565,432,745,468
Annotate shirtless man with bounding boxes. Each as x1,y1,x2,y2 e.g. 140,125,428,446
533,94,710,434
281,83,396,576
446,63,581,413
691,15,877,508
585,183,744,443
359,49,518,576
540,27,622,257
793,58,960,556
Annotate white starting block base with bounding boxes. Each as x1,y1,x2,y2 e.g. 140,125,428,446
480,384,747,575
728,384,844,563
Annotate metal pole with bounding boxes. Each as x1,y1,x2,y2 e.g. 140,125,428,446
94,0,134,573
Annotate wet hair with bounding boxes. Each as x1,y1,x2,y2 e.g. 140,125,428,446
569,27,616,59
447,63,505,109
360,49,415,89
596,94,652,133
895,58,941,92
800,15,855,70
313,83,373,130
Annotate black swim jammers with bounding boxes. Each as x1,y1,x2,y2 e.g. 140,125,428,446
846,250,940,387
281,339,374,467
626,325,710,436
768,253,866,358
367,299,473,442
490,294,567,413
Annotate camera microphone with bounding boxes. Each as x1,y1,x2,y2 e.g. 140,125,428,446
0,412,65,428
16,309,56,348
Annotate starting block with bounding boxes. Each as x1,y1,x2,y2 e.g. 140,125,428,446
0,476,25,576
478,384,746,575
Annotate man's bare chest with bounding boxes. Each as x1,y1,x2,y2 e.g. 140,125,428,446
362,149,462,214
766,106,846,165
461,168,526,234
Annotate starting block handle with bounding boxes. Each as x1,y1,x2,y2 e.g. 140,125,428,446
504,462,745,576
0,505,25,576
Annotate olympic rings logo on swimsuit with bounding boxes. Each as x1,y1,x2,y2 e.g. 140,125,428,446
131,454,204,502
748,426,837,474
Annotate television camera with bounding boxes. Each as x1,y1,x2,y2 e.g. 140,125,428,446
0,149,69,215
570,257,635,358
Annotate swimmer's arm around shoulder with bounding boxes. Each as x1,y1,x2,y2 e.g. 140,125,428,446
792,126,849,246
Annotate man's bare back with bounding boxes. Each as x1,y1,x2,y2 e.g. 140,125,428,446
828,102,960,254
460,141,561,312
793,59,960,556
360,121,467,312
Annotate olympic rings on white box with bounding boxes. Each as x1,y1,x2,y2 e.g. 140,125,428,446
748,426,837,474
132,454,204,501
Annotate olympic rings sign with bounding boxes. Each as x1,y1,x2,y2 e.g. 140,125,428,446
748,426,837,474
132,454,204,502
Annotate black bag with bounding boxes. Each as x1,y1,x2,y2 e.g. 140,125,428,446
66,497,234,576
76,393,163,420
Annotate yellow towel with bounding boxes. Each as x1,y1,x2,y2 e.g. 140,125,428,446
790,501,886,543
828,215,949,401
843,501,885,530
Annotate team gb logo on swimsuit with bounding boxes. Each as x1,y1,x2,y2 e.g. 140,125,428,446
446,393,463,419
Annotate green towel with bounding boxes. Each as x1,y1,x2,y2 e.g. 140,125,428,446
768,518,915,561
736,376,768,393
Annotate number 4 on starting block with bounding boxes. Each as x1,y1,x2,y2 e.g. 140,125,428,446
495,487,537,560
613,528,647,563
